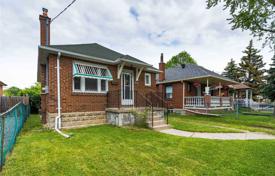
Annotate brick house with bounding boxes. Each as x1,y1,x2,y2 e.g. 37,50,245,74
37,9,168,130
157,54,238,112
0,81,7,96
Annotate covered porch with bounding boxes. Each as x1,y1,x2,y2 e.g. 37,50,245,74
183,75,236,109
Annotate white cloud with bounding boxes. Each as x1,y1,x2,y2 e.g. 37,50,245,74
0,0,273,88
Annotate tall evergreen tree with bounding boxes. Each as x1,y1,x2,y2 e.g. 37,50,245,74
262,54,275,116
222,58,241,82
239,40,266,98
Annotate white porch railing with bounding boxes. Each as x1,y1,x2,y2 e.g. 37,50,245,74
210,96,231,107
185,96,205,107
184,96,232,108
210,96,220,107
221,97,231,107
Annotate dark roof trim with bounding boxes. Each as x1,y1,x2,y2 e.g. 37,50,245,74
157,75,238,84
0,81,7,86
39,45,155,68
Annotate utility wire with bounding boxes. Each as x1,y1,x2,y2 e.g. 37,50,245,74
51,0,77,23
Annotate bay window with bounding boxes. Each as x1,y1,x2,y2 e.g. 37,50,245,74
72,62,112,93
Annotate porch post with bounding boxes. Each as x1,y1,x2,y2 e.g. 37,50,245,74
182,82,185,109
249,89,253,108
219,82,222,106
205,78,210,95
219,82,221,96
245,89,249,107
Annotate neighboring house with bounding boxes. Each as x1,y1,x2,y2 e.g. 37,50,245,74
229,83,253,107
37,8,168,129
0,81,7,96
157,54,238,112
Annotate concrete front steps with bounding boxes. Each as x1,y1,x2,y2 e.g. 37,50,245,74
147,114,170,131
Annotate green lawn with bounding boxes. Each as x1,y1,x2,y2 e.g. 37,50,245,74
169,112,275,135
2,114,275,175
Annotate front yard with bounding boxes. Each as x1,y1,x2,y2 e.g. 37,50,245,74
2,114,275,175
169,111,275,135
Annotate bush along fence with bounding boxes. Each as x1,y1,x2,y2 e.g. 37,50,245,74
0,96,30,170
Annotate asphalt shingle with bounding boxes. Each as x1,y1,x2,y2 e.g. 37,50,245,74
48,43,147,64
165,64,233,82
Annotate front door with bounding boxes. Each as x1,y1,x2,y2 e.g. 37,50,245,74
121,71,134,105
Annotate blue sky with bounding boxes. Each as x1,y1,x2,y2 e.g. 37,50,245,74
0,0,273,88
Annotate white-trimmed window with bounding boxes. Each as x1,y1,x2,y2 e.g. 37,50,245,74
72,61,112,93
165,86,173,99
145,73,151,86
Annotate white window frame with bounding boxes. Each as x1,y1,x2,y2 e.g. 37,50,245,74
72,61,110,94
73,77,109,94
144,73,151,86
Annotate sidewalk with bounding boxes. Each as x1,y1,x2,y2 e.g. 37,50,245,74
160,129,275,140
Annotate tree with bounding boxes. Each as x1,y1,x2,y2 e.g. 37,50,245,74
3,83,41,113
4,86,21,96
166,51,197,68
20,83,41,113
262,53,275,115
239,40,266,98
206,0,275,48
222,58,241,82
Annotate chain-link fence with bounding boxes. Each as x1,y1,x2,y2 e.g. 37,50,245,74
0,98,30,170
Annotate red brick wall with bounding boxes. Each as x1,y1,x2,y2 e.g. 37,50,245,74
165,82,183,109
43,54,157,114
185,82,197,96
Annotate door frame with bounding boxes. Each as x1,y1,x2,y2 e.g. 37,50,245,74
121,69,134,105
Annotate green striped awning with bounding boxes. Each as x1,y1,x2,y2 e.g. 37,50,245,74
73,63,113,80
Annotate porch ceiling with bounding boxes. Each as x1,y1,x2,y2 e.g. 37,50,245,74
187,76,237,86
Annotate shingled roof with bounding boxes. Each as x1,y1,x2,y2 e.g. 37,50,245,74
163,64,236,83
0,81,7,86
48,43,148,65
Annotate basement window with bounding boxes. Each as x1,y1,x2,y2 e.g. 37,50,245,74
72,61,112,93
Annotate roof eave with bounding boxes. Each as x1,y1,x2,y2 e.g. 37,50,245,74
38,45,152,67
157,75,238,85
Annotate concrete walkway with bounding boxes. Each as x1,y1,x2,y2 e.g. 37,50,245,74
160,129,275,140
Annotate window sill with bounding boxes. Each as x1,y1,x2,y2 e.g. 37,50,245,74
72,91,108,96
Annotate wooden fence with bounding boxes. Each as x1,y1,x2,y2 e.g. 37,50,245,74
0,96,29,113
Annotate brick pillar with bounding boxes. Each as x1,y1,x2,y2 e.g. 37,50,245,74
158,53,165,97
204,95,211,108
159,53,165,81
39,8,51,46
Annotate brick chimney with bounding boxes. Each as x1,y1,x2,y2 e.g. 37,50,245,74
39,8,51,45
159,53,165,81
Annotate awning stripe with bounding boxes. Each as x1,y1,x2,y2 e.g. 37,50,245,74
73,62,113,80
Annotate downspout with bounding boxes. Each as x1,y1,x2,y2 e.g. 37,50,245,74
55,52,70,138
